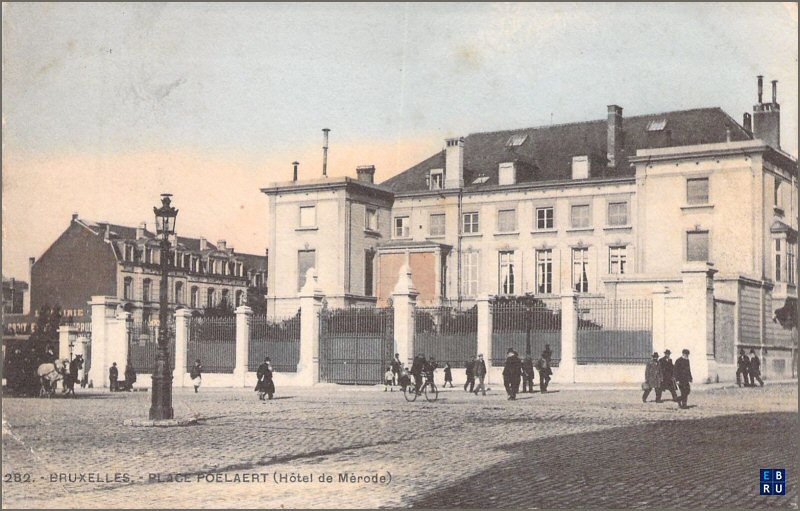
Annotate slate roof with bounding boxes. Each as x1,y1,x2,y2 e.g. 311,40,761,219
382,107,753,193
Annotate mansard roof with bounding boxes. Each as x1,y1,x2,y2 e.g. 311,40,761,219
382,107,753,193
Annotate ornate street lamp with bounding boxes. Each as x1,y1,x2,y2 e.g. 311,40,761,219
149,193,178,420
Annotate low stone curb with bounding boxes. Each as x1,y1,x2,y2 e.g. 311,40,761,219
123,417,198,427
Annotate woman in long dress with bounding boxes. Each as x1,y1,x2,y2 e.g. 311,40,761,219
255,357,275,400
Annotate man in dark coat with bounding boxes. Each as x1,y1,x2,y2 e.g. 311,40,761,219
522,356,535,393
390,353,403,386
642,352,663,402
535,351,552,393
109,362,119,392
464,356,476,392
124,361,137,391
657,349,679,402
736,348,751,387
502,349,522,400
410,353,426,393
748,349,764,387
255,357,275,400
674,349,693,409
473,353,487,396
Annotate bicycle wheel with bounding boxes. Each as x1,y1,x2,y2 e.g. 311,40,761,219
403,385,418,402
424,382,439,402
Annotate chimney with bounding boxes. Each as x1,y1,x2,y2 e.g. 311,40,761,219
743,112,752,133
136,222,146,239
725,126,732,143
444,137,464,189
217,240,227,252
199,237,208,251
292,161,299,182
322,128,330,177
757,75,763,104
753,76,780,149
104,223,111,240
606,105,624,170
71,213,79,222
356,165,375,184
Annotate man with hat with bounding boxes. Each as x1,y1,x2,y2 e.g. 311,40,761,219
748,349,764,387
657,349,679,403
674,349,693,409
736,348,751,387
642,352,663,403
502,348,523,400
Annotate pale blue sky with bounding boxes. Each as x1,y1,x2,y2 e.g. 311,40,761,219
3,2,797,281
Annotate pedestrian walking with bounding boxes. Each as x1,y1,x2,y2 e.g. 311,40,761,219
124,361,137,391
390,353,403,386
657,349,679,402
473,353,487,396
255,357,275,400
464,356,476,392
542,344,553,365
748,349,764,387
502,349,522,400
443,362,453,388
535,351,552,393
522,356,535,393
109,362,119,392
398,367,411,392
736,348,751,387
384,367,394,392
190,359,203,393
642,352,663,402
674,349,693,409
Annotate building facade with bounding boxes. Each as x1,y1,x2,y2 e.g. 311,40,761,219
2,278,28,314
28,215,268,323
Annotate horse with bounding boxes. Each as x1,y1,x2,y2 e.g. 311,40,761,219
37,360,67,398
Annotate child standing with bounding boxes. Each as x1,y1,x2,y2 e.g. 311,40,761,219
384,367,394,392
443,362,453,388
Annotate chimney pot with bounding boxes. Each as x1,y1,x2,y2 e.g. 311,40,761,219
743,112,752,132
200,237,208,251
29,256,36,266
292,161,299,182
322,129,330,177
606,105,624,170
356,165,376,184
136,222,146,239
757,75,763,104
444,137,465,188
71,213,78,221
217,240,227,252
771,80,778,104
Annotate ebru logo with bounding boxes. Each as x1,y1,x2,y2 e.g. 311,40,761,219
760,469,786,496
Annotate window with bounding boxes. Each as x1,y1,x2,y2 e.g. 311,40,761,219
190,287,199,308
429,170,444,190
609,246,627,274
686,178,709,205
570,205,591,229
297,249,316,291
175,281,184,305
462,252,479,297
497,209,517,233
299,206,316,228
365,208,378,231
221,289,229,307
123,277,133,300
207,288,216,308
572,156,589,180
142,279,151,303
536,207,554,230
429,214,446,237
774,178,783,209
607,202,628,226
463,212,480,234
505,134,527,147
536,249,553,294
142,308,151,325
145,248,153,264
394,216,410,238
788,242,796,285
235,290,244,308
572,248,590,293
498,251,515,295
686,231,709,261
775,239,782,282
364,250,374,296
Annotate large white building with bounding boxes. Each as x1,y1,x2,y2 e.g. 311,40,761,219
263,78,797,376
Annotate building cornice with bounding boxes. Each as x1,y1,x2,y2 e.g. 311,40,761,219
393,176,635,199
260,176,395,200
630,140,797,172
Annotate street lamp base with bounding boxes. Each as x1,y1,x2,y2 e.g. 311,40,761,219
149,357,174,420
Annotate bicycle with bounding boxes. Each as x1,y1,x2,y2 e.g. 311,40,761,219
403,373,438,402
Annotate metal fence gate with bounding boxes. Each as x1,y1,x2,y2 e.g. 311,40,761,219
128,320,176,373
319,307,393,385
491,299,562,366
187,316,236,373
576,298,652,364
248,312,301,372
414,306,477,368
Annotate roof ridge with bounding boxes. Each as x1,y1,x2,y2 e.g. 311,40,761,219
80,217,213,244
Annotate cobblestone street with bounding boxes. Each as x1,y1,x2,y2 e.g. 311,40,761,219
2,382,797,509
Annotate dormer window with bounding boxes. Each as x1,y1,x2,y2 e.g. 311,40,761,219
572,156,590,180
505,134,527,147
498,162,516,186
646,119,668,131
429,169,444,190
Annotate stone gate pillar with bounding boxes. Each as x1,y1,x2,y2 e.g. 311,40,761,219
392,265,419,370
87,295,120,388
679,262,717,383
174,308,192,387
559,291,578,383
234,305,253,387
476,295,493,384
298,268,324,386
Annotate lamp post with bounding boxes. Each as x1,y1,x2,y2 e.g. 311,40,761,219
149,193,178,420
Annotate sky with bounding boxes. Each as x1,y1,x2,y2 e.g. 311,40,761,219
3,2,798,281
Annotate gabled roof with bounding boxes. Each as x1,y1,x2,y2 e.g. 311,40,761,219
382,107,753,193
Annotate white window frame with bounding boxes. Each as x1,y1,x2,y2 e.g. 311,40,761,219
788,241,796,285
536,207,554,230
496,209,517,233
393,216,410,238
609,246,627,275
686,230,710,262
429,213,446,237
686,178,709,205
365,207,378,231
462,212,480,234
535,249,553,294
570,204,591,229
462,251,479,298
299,205,317,228
572,248,590,293
607,202,628,227
498,251,515,295
429,169,444,190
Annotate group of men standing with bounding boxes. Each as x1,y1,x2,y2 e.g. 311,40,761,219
735,348,765,387
642,349,693,409
460,346,553,400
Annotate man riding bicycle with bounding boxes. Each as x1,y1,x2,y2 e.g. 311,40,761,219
410,353,426,393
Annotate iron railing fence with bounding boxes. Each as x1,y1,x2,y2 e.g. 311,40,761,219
576,298,652,364
414,306,477,368
248,312,301,372
187,316,236,373
491,299,562,367
128,320,176,373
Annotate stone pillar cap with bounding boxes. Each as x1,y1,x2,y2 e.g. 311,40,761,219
392,264,419,296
